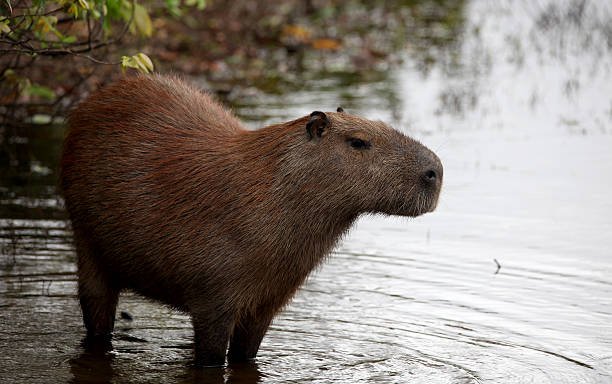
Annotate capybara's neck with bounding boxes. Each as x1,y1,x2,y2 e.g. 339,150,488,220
207,118,358,281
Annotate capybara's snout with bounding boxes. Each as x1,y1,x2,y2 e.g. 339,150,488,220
419,149,443,193
409,145,443,214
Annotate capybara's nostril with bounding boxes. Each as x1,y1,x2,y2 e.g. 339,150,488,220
425,169,437,181
421,159,443,187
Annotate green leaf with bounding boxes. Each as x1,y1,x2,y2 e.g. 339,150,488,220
134,53,154,72
121,55,132,69
165,0,181,17
61,35,77,43
131,2,152,37
35,15,59,34
67,3,80,18
77,0,90,11
185,0,206,10
0,18,10,35
106,0,123,19
121,53,154,74
25,84,56,100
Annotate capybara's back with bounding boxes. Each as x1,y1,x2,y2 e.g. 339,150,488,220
62,76,242,304
61,74,442,366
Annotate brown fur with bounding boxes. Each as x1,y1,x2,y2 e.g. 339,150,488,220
60,74,442,366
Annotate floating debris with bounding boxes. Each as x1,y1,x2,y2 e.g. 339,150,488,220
494,258,501,274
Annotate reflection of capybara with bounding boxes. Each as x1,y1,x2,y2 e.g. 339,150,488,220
60,75,443,366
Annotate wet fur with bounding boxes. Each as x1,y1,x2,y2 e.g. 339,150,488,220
60,74,442,366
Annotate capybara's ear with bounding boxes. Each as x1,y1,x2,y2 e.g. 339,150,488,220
306,111,329,139
336,107,344,113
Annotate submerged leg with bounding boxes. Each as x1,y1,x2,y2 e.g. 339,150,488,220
79,281,119,339
191,308,235,367
227,308,275,363
76,241,119,339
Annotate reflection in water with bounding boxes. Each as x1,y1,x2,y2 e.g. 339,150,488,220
69,340,115,384
1,0,611,383
184,362,262,384
408,0,612,135
69,339,263,384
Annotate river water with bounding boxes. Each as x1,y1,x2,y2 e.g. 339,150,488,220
1,1,611,383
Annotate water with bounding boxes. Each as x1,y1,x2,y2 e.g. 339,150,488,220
1,0,612,383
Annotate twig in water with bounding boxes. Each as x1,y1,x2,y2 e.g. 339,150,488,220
41,280,52,295
493,258,501,274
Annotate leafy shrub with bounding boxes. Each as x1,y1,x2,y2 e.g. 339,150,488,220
0,0,204,125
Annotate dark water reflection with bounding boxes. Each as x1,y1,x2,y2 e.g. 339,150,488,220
68,341,264,384
2,0,612,383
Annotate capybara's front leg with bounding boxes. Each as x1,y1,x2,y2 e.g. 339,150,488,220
227,310,275,363
191,311,234,367
79,284,119,340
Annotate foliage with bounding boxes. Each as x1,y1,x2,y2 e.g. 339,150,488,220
0,0,205,126
0,0,466,128
121,52,153,73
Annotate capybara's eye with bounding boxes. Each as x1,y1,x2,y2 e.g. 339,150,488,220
348,138,371,150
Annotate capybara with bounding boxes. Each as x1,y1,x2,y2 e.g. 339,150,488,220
60,75,443,366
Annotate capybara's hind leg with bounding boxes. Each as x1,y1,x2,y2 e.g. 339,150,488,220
76,242,119,339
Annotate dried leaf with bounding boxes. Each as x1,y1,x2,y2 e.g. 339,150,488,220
311,38,342,51
282,24,311,42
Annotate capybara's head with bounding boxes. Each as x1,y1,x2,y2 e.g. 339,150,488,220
289,109,443,218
